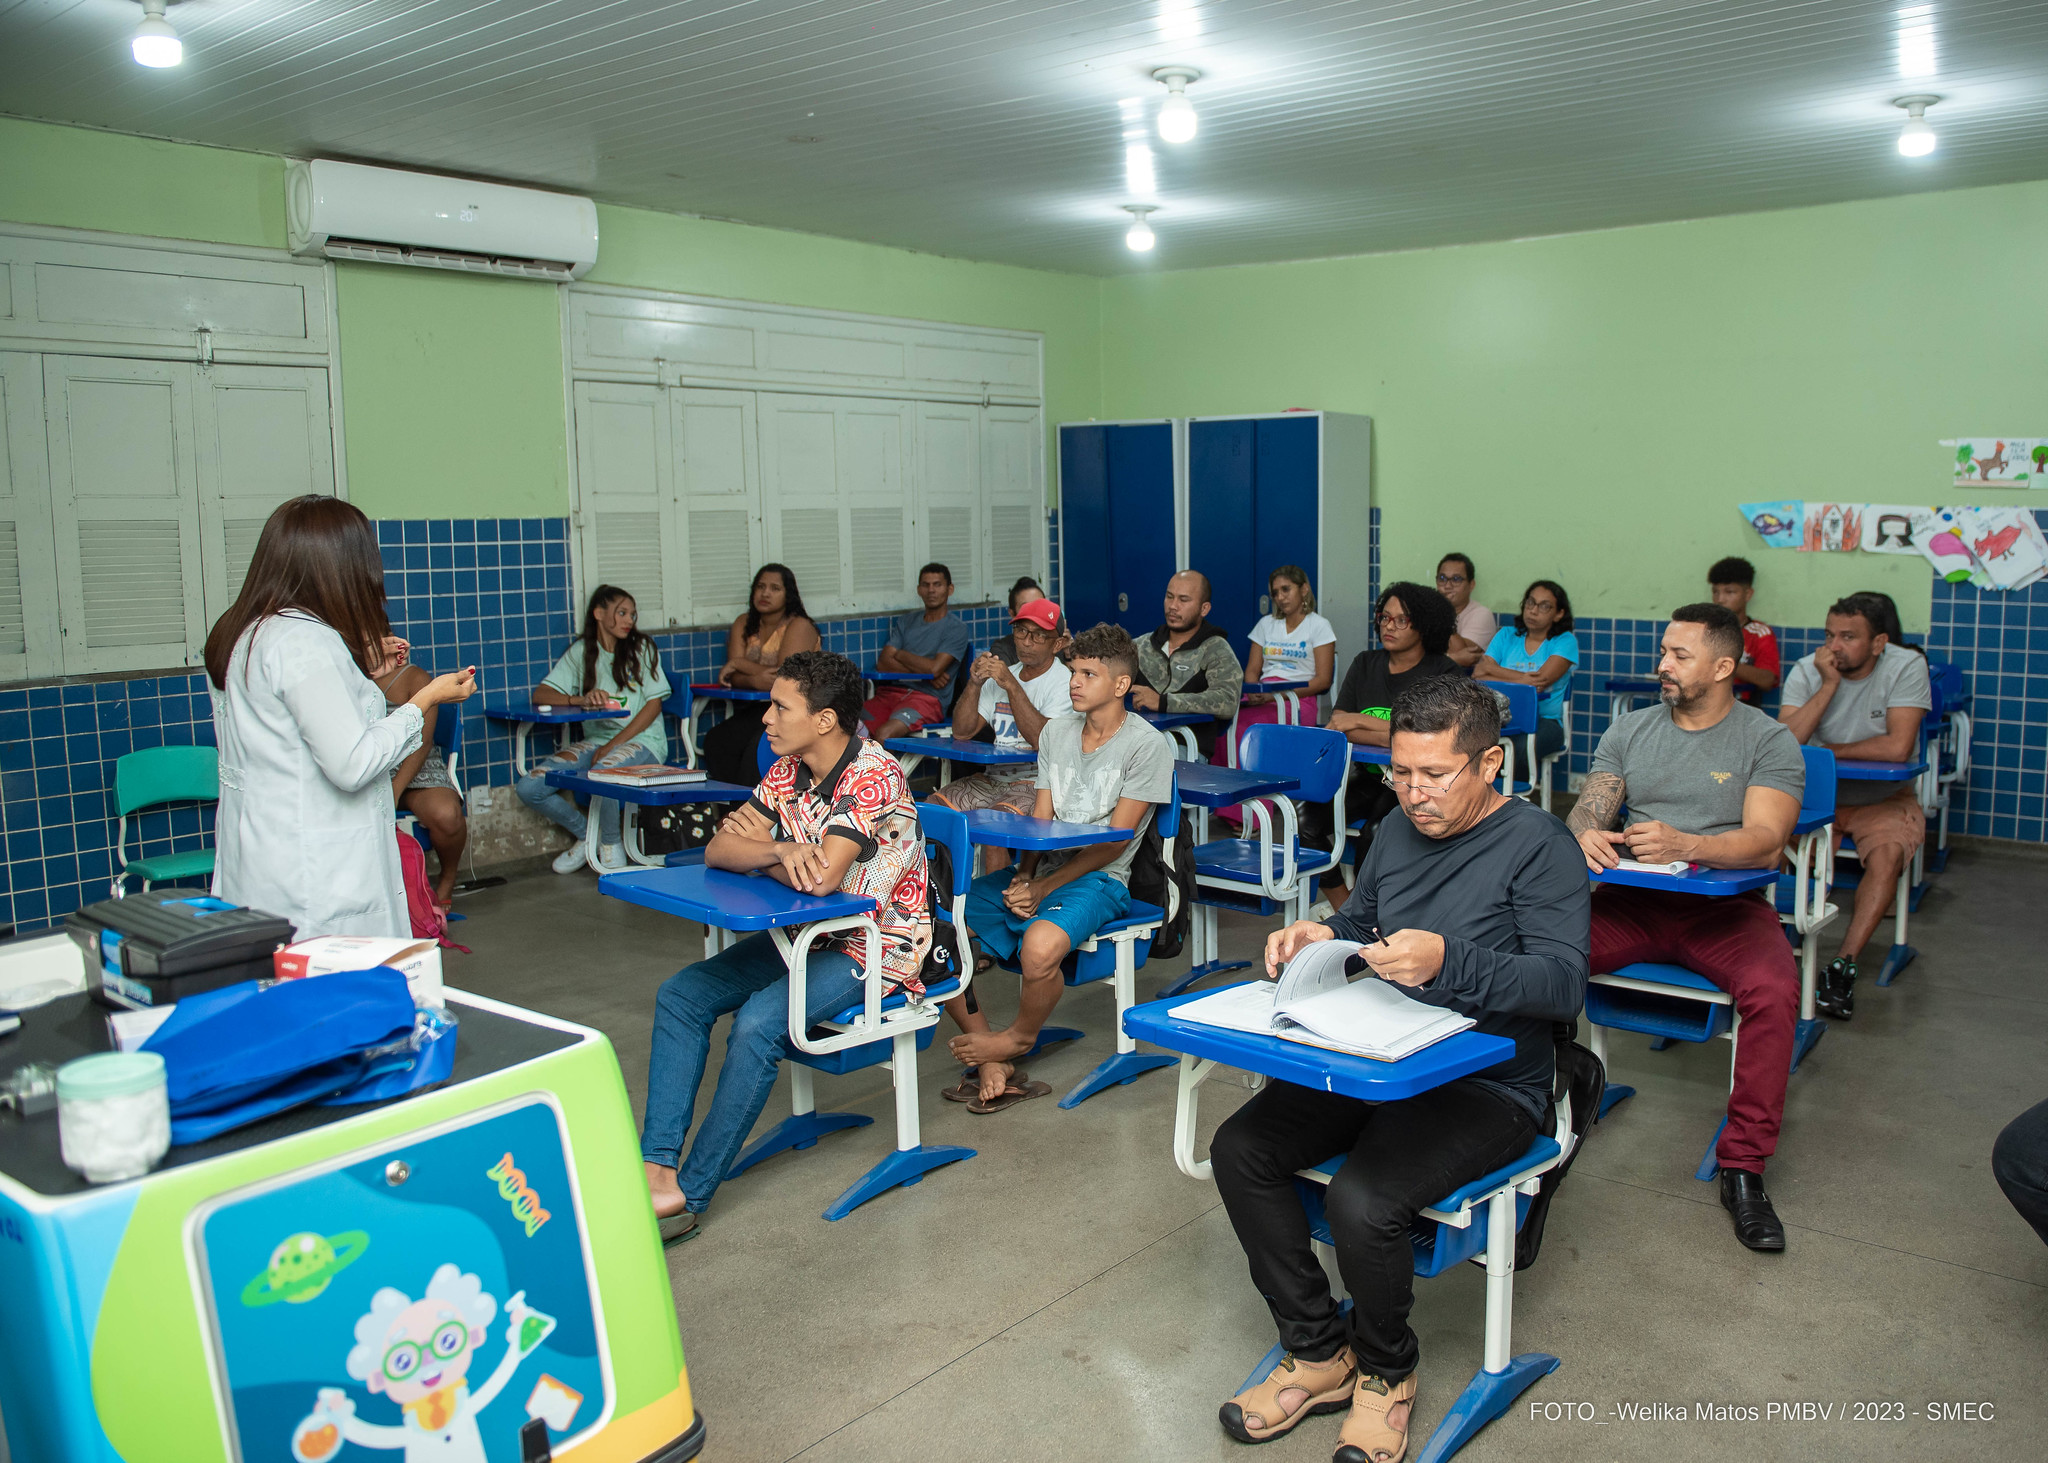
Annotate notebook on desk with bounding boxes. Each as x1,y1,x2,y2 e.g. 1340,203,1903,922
585,764,707,786
1174,940,1474,1062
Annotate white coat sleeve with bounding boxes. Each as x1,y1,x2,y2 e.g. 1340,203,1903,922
276,642,424,794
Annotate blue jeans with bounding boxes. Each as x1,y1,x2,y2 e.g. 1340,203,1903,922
641,932,866,1213
515,738,652,845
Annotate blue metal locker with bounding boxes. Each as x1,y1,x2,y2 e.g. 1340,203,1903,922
1187,415,1321,659
1058,422,1176,640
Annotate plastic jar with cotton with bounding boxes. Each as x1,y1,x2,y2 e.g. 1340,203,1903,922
57,1051,171,1183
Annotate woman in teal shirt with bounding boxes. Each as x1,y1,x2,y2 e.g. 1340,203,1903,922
1475,579,1578,763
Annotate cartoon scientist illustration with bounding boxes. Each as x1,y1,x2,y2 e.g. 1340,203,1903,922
290,1263,554,1462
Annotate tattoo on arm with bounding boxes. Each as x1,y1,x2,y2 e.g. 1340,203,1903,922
1567,772,1626,834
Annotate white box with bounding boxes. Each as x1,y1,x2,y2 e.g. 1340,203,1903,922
272,937,443,1006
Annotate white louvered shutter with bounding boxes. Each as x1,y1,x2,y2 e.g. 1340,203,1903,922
760,393,847,615
983,406,1044,594
194,365,336,622
672,387,762,625
43,356,206,675
0,354,61,681
573,381,674,628
843,399,913,610
917,402,980,604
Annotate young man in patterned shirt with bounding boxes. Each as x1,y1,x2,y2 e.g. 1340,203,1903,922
1708,556,1781,703
641,650,931,1243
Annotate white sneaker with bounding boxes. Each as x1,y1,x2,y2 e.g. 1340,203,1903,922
552,845,587,875
597,843,629,872
1305,897,1336,923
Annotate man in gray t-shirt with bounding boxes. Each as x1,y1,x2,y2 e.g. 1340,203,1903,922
866,563,974,740
1569,604,1804,1253
944,625,1176,1106
1779,595,1933,1011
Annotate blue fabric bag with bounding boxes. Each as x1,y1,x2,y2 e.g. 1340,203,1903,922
142,968,453,1144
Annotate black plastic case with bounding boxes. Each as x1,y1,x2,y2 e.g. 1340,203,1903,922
64,895,294,1009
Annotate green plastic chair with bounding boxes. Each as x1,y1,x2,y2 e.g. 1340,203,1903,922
111,744,220,899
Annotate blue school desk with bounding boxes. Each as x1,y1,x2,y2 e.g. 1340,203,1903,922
1164,762,1303,994
1123,989,1566,1463
960,811,1134,852
0,989,703,1463
865,669,930,683
883,735,1036,787
1604,676,1664,727
598,864,975,1220
686,683,770,757
1588,864,1777,896
1138,709,1210,758
1834,758,1931,985
1351,743,1391,765
543,768,751,875
481,699,616,778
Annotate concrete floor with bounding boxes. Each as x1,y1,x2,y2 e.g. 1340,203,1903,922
446,843,2048,1462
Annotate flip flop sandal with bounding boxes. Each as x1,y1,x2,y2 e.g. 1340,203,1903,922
658,1210,700,1246
1333,1371,1416,1463
942,1067,1030,1102
973,954,996,973
966,1078,1052,1115
1219,1349,1357,1444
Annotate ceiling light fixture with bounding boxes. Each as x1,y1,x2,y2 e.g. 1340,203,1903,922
1124,206,1157,252
1894,95,1940,156
1152,67,1201,144
131,0,182,67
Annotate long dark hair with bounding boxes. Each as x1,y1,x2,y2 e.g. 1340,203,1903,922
1376,581,1457,657
1513,580,1574,639
743,563,809,640
204,496,389,688
579,584,656,694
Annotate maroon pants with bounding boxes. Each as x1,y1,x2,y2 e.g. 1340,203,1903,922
1590,886,1797,1173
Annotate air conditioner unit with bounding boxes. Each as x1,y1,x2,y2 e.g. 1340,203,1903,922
286,159,599,281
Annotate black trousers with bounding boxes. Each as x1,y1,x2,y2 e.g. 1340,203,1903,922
1993,1097,2048,1247
701,703,766,787
1211,1077,1538,1382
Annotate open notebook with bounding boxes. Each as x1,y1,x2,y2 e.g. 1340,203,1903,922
1172,939,1474,1062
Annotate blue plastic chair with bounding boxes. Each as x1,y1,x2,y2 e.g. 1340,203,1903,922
723,801,978,1221
1243,1098,1576,1463
664,677,697,768
110,745,219,899
1187,725,1350,983
1922,660,1969,872
1589,746,1838,1179
1475,680,1544,801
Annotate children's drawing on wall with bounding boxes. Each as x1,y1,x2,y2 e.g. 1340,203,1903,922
1942,438,2039,486
289,1264,557,1463
1739,500,1803,548
1958,506,2048,591
1858,504,1926,556
1800,501,1862,552
1915,507,1983,584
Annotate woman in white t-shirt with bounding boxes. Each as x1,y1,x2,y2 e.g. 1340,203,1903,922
1243,565,1337,724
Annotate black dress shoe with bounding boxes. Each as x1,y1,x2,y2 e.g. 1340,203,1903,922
1720,1169,1786,1252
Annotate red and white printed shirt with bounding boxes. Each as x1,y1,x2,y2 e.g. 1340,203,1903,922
1737,619,1781,701
750,738,932,995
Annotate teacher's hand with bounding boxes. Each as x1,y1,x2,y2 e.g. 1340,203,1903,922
1359,929,1444,988
415,667,477,708
1263,919,1333,979
369,636,410,679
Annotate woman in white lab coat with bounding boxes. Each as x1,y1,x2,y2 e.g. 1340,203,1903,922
204,496,475,938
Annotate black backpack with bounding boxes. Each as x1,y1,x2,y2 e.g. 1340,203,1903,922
918,828,968,993
1514,1020,1607,1272
1126,806,1195,961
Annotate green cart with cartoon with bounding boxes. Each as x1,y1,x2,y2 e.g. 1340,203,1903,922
0,990,704,1463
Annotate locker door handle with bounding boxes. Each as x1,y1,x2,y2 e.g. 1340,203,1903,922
1117,593,1128,611
1260,595,1271,615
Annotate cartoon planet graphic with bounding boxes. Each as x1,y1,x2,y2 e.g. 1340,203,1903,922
240,1230,370,1307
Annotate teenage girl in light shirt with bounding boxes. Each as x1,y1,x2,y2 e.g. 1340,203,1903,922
1242,564,1336,724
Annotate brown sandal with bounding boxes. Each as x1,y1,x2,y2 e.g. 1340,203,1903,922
1333,1371,1416,1463
967,1077,1050,1114
1218,1348,1356,1443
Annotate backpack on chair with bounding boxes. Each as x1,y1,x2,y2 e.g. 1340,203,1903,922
1514,1019,1606,1271
1126,807,1194,961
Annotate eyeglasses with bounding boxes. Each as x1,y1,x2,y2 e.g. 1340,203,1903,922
1376,613,1412,630
382,1322,468,1382
1012,623,1056,641
1521,599,1557,612
1386,757,1474,797
1435,573,1469,586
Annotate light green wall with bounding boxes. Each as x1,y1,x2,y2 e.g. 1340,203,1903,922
0,118,1099,521
1101,181,2048,630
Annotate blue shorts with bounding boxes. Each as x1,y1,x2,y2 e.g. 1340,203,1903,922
965,868,1131,963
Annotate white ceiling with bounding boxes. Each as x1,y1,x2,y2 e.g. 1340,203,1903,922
4,0,2047,275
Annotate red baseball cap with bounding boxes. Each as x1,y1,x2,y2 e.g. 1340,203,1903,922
1011,598,1061,633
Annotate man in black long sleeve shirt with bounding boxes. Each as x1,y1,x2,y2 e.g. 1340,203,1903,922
1212,677,1588,1462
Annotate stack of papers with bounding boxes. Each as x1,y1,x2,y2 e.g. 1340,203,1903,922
1613,858,1690,876
586,764,707,786
1173,940,1474,1062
